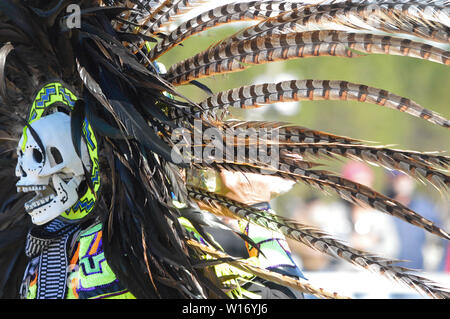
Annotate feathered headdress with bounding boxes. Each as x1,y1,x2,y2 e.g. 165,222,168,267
0,0,449,299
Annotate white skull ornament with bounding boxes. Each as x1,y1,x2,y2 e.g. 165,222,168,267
16,112,88,225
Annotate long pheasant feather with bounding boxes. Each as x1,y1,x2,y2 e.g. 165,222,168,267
146,0,212,35
209,124,450,189
277,143,450,190
223,120,365,145
174,120,449,189
224,1,450,45
200,79,450,129
224,121,449,169
186,239,350,299
217,160,448,239
166,31,449,86
187,185,450,299
137,0,176,33
223,122,449,170
149,1,292,60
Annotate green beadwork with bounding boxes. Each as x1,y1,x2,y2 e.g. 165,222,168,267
25,82,101,222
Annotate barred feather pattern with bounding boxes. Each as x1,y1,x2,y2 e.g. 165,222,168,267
149,1,296,60
142,0,210,34
180,118,449,239
190,155,450,241
223,1,450,45
186,239,350,299
166,31,449,86
323,0,450,27
205,125,450,191
278,143,450,190
136,0,175,32
113,0,166,32
222,120,450,175
175,116,449,191
319,0,449,6
222,120,365,145
274,162,449,240
187,186,450,299
135,0,168,11
200,79,450,128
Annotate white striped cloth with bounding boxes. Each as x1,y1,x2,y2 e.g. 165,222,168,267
24,219,80,299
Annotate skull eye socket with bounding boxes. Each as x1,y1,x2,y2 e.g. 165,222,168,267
32,148,43,163
50,147,63,165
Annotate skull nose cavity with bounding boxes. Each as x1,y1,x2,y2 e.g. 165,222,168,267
19,165,27,177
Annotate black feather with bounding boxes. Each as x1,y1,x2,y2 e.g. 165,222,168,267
70,99,85,158
189,80,213,96
99,69,175,160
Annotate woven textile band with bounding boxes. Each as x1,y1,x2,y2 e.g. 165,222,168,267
24,218,80,299
36,234,70,299
25,234,53,258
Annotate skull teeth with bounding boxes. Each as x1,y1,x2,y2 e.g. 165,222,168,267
17,185,47,193
24,194,55,212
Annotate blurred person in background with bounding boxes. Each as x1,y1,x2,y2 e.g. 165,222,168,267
287,196,352,271
288,161,400,272
444,243,450,273
341,161,400,262
202,170,306,298
386,171,447,272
